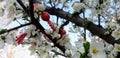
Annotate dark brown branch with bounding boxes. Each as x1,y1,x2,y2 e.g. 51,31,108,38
45,6,116,44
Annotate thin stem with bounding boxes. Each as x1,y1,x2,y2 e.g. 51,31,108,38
59,20,69,30
16,0,29,14
56,16,59,26
16,19,22,25
98,0,102,27
49,0,53,7
83,9,86,40
0,22,32,35
7,22,32,32
98,14,101,27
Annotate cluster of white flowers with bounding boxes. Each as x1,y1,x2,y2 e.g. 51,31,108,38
69,36,120,58
105,17,120,40
90,40,107,58
0,0,23,26
33,3,46,12
0,44,36,58
0,0,120,58
72,2,86,12
112,27,120,40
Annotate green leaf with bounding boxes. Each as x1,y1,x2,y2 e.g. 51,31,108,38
0,29,7,34
83,42,90,53
80,53,84,58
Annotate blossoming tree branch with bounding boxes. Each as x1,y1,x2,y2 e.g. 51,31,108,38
0,0,120,58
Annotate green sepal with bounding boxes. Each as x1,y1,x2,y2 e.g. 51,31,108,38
83,42,90,53
0,29,7,34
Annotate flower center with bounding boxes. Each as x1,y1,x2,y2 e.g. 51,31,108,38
92,48,99,54
116,45,120,51
114,31,120,38
40,49,47,55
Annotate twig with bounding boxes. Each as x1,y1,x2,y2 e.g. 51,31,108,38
16,0,29,14
56,16,59,26
0,22,32,35
59,20,69,30
98,14,101,27
15,19,22,25
83,10,86,40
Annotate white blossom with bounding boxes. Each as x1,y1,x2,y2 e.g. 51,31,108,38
38,47,48,58
58,35,69,46
0,0,17,26
112,27,120,40
45,29,52,35
65,49,71,56
75,40,85,53
105,43,113,51
108,53,115,58
108,50,117,58
90,41,107,58
0,39,5,49
29,38,36,43
37,3,46,11
114,44,120,52
29,45,36,55
72,2,85,12
51,30,60,39
71,51,80,58
5,35,15,44
0,1,5,9
0,1,5,16
60,0,66,4
25,25,36,38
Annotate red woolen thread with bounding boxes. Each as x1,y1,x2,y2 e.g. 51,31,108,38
41,12,50,21
60,29,66,36
16,33,27,45
47,20,56,31
41,12,56,31
57,29,66,41
59,29,66,36
34,42,37,46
